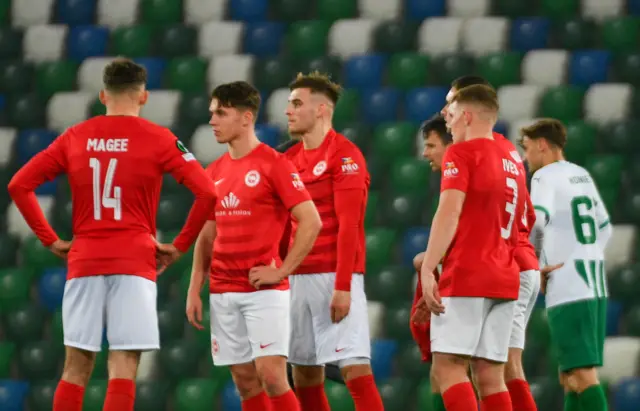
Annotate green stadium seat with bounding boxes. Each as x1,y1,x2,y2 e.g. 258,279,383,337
0,268,30,312
318,0,357,22
0,27,23,59
157,194,192,232
50,309,63,344
614,52,640,86
136,381,170,411
325,380,354,411
0,342,15,378
36,61,78,98
492,0,533,17
298,56,342,83
28,380,56,411
141,0,182,24
551,18,596,50
367,266,413,304
600,17,640,53
339,122,371,154
89,348,107,379
606,121,640,154
84,380,108,411
369,157,386,192
477,52,522,89
625,305,640,337
374,21,418,53
385,302,413,341
432,54,475,86
166,57,207,92
110,25,154,57
8,93,46,129
19,341,61,380
526,307,550,347
585,155,624,191
253,56,295,91
538,86,584,123
564,121,597,166
21,235,63,278
397,344,431,379
0,0,8,25
531,376,563,410
366,191,379,227
333,89,360,130
175,379,218,411
380,378,413,410
372,123,417,165
390,158,430,196
178,92,211,130
622,190,640,225
89,97,106,117
0,61,33,94
272,0,310,22
210,363,232,384
382,193,424,228
159,25,197,57
365,228,396,273
0,233,19,268
158,340,202,380
288,21,330,60
4,304,45,343
158,301,186,342
608,264,640,306
540,0,579,19
416,379,435,411
388,53,429,90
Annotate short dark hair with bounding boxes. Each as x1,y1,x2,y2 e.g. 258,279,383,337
451,84,499,112
103,58,147,92
211,81,261,117
289,72,342,105
451,75,492,90
520,118,567,149
421,114,452,144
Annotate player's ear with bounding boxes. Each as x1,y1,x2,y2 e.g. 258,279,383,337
139,90,149,106
98,90,107,106
242,109,254,126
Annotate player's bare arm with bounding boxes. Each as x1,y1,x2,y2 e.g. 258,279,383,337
186,221,217,330
421,189,466,314
249,200,321,288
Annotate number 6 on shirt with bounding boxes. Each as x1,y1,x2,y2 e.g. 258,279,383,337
501,177,518,239
89,157,122,221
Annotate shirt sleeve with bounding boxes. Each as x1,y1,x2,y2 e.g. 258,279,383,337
331,144,369,191
270,157,312,210
440,145,470,193
530,172,555,225
205,163,217,222
333,188,365,291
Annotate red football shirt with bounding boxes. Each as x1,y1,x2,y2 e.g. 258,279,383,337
284,130,369,287
438,138,520,299
206,143,311,293
493,132,539,272
7,116,216,281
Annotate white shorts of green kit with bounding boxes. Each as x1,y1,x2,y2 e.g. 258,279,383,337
510,270,541,350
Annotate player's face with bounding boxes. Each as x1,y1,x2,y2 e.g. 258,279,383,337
422,131,449,170
209,99,245,144
285,88,318,135
441,88,456,129
521,136,545,172
447,101,468,143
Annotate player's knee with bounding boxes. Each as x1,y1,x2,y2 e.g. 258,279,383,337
255,356,290,396
230,363,264,400
471,359,506,398
432,353,469,390
292,364,325,388
107,350,141,380
61,346,97,386
567,367,599,393
504,348,525,382
338,358,371,381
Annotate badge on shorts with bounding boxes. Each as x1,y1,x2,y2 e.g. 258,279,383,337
313,160,327,176
245,170,261,187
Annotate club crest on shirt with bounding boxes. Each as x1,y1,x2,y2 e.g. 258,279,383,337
340,157,359,174
443,161,459,178
313,160,327,176
291,173,305,190
245,170,261,187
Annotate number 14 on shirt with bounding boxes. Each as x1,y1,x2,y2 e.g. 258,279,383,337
89,157,122,221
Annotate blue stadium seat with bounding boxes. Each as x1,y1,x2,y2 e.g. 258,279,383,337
255,124,280,148
344,54,385,91
614,378,640,411
494,121,508,138
371,339,398,381
221,380,242,411
405,87,448,124
0,380,29,411
230,0,268,22
0,94,5,112
16,129,57,165
67,26,109,62
257,90,269,124
405,0,445,20
401,227,429,267
606,300,623,336
510,18,551,52
569,50,611,86
629,0,640,16
35,180,58,196
133,58,167,90
244,22,284,58
361,88,400,125
38,268,67,312
57,0,97,26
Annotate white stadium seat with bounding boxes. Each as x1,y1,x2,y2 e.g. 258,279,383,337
461,17,509,57
358,0,401,19
198,22,244,58
140,91,180,128
509,118,538,146
208,55,255,90
12,0,54,28
448,0,490,17
185,0,227,25
78,57,113,93
8,196,55,241
97,0,140,28
367,301,385,339
522,50,569,86
265,88,290,131
418,18,463,56
498,85,546,125
604,225,636,271
191,125,227,165
328,19,378,60
599,337,640,385
0,128,17,167
23,25,68,63
583,84,632,125
582,0,624,21
47,92,95,132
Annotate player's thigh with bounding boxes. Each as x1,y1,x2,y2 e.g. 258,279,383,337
311,274,371,365
476,299,516,363
547,299,603,373
105,275,159,351
509,270,541,349
243,289,290,361
210,293,251,366
430,297,487,357
63,276,107,352
289,275,318,366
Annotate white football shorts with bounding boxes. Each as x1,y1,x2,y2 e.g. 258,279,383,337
431,297,516,363
209,289,290,366
62,275,159,352
288,273,371,366
509,270,541,349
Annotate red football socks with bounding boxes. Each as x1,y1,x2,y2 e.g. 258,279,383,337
53,380,85,411
443,382,479,411
270,389,301,411
346,374,384,411
242,391,272,411
481,391,513,411
103,378,135,411
296,384,331,411
507,379,537,411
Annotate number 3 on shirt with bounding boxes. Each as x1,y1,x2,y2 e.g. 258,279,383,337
501,177,518,239
89,158,122,221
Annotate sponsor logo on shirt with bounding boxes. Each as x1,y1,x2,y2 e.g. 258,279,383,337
340,157,359,174
245,170,261,187
291,173,305,190
216,192,251,217
313,161,327,176
221,192,240,209
443,161,459,178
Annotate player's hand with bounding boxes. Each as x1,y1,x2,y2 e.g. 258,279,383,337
49,239,71,259
186,289,204,330
421,271,445,315
249,259,284,289
411,297,430,324
156,243,183,274
540,263,564,294
330,290,351,323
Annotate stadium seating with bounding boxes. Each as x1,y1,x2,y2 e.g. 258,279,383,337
1,0,639,409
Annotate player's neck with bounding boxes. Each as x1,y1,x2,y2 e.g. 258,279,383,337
105,103,141,117
540,150,565,168
464,126,494,141
228,133,261,160
301,122,332,150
